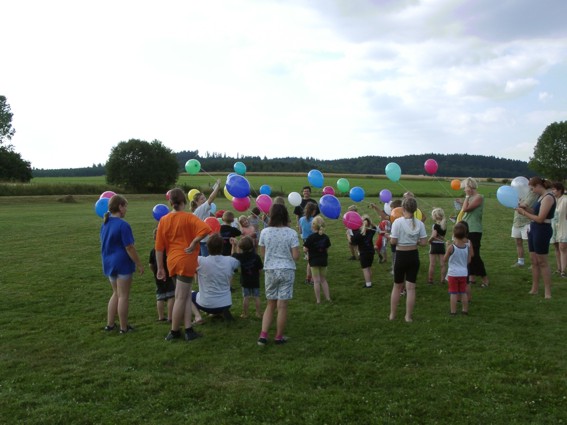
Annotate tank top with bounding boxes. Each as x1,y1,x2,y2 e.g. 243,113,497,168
462,195,483,233
534,192,556,221
447,243,469,277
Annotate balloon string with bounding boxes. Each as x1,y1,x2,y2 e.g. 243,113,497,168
433,176,456,196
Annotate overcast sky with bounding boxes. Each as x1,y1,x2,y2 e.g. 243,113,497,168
2,0,566,170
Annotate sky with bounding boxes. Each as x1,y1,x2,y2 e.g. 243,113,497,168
2,0,567,170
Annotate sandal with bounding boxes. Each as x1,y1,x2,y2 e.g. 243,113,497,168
480,282,489,288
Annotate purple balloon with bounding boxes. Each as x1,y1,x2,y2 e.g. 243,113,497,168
379,189,392,203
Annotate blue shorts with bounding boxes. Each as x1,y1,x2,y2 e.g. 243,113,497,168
191,291,230,315
528,222,552,255
242,287,260,298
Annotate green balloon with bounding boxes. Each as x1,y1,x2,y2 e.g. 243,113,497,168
185,159,201,175
337,178,350,193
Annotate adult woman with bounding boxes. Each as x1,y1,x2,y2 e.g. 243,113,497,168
550,182,567,277
190,178,221,256
100,195,144,334
156,188,212,341
389,197,428,322
517,177,556,298
457,177,489,287
257,203,300,345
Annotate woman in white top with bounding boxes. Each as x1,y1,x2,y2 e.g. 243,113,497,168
389,197,428,322
190,178,221,256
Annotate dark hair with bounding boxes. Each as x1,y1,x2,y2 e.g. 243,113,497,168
206,233,223,255
190,192,203,212
238,236,254,252
251,207,261,216
222,210,235,223
456,220,469,235
529,177,552,189
552,181,565,194
268,203,290,227
302,186,311,192
103,194,127,224
304,201,317,217
169,188,187,211
453,222,468,239
390,199,402,209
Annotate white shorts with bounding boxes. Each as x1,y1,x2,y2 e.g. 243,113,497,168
511,224,529,240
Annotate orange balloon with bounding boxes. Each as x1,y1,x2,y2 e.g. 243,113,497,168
390,207,403,223
450,179,461,190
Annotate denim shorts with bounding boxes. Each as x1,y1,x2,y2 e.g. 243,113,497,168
242,287,260,298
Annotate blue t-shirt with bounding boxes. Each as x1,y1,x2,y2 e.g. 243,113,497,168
299,216,314,241
100,216,136,276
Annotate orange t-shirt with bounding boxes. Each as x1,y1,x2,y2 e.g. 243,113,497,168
155,211,211,278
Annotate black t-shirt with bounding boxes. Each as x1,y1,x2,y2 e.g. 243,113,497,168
232,251,263,288
220,225,242,256
350,228,377,254
303,233,331,267
293,198,320,219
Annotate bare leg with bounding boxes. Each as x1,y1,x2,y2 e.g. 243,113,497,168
428,254,435,282
529,252,539,294
450,294,458,314
389,283,403,320
242,296,250,317
320,277,331,301
537,253,552,299
116,275,132,330
405,282,416,322
261,299,277,335
440,256,447,284
313,276,321,303
254,296,261,317
362,267,372,284
275,299,288,338
559,242,567,274
171,280,190,331
157,300,165,320
515,238,525,263
167,298,174,320
461,293,469,313
107,279,118,326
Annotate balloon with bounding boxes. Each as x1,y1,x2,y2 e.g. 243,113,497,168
511,176,530,199
337,178,350,193
288,192,302,207
379,189,392,203
424,159,438,175
259,184,272,195
165,189,172,200
100,191,116,199
232,196,251,212
343,211,363,230
497,186,519,209
319,195,341,219
94,197,109,218
225,175,250,198
416,209,423,221
322,186,335,196
188,188,200,202
185,159,201,175
383,202,392,216
152,204,170,221
450,179,461,190
385,162,402,182
389,207,403,223
210,202,217,214
307,169,324,188
223,186,234,201
204,216,221,233
349,186,365,203
234,161,246,176
256,194,272,214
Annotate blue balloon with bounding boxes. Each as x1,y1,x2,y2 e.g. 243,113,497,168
225,175,251,198
259,184,272,196
385,162,402,182
152,204,170,221
94,197,109,218
307,169,324,188
496,186,519,209
319,194,341,219
234,161,247,176
210,202,217,214
349,186,365,203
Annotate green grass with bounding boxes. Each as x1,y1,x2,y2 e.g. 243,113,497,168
1,183,566,424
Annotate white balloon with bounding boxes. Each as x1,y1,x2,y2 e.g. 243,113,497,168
383,201,392,216
511,176,530,199
288,192,302,207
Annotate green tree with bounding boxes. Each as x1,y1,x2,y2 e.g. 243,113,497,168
0,95,16,144
106,139,179,192
529,121,567,181
0,96,32,182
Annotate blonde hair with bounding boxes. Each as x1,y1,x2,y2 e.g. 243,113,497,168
238,215,249,226
311,216,326,235
347,205,358,212
461,177,478,190
431,208,446,231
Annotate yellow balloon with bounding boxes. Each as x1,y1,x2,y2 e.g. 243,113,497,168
415,209,423,221
188,188,200,202
457,209,464,223
223,186,234,201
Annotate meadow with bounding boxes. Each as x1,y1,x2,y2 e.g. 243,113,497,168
1,175,566,424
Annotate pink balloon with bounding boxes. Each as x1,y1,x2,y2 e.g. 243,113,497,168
322,186,335,196
424,159,438,175
342,211,363,230
232,196,251,212
100,191,116,199
165,189,172,200
255,194,272,214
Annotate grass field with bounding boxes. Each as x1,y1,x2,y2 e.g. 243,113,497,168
1,178,566,424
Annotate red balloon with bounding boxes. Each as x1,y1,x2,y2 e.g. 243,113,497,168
424,159,438,175
204,216,221,233
232,196,251,212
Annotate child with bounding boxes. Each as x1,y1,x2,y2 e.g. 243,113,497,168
299,202,318,284
444,222,472,315
349,215,377,288
220,211,242,256
303,216,332,303
232,236,264,318
149,228,175,322
248,207,268,235
428,208,447,284
191,233,240,323
238,215,257,241
375,219,391,263
346,205,360,260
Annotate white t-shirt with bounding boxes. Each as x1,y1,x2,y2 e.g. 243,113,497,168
258,226,299,270
196,255,240,308
193,202,211,241
390,217,427,246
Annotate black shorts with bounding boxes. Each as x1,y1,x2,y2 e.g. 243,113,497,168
393,250,420,284
359,251,375,269
429,243,445,255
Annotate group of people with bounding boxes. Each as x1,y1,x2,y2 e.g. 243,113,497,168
98,175,560,343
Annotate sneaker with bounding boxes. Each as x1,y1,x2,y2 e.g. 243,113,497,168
185,328,202,341
165,330,182,341
511,262,524,268
119,325,134,334
348,256,356,261
103,323,116,331
363,284,373,288
274,336,288,345
257,337,268,346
